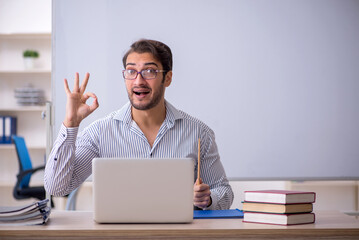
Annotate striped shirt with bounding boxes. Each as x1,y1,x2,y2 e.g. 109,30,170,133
44,100,233,210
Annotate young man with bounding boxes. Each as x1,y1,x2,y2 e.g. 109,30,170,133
44,39,233,210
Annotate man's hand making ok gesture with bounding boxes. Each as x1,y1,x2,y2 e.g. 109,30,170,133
63,72,99,127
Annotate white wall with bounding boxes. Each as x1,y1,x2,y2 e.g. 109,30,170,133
53,0,359,180
0,0,51,33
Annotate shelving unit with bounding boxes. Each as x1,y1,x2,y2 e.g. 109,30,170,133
0,32,51,206
0,0,52,206
0,32,51,145
0,106,45,112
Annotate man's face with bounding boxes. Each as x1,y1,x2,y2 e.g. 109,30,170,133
124,52,171,110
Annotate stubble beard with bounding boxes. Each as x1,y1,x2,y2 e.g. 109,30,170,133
129,82,165,111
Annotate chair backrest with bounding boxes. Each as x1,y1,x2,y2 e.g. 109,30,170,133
12,135,33,188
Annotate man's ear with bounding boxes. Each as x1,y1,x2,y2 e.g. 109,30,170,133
164,71,172,87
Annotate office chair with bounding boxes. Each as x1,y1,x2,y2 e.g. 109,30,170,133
12,135,53,206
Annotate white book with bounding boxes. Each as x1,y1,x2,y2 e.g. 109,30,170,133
4,116,11,138
243,212,315,225
244,190,316,204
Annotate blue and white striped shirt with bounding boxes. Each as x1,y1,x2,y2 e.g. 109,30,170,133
44,100,233,210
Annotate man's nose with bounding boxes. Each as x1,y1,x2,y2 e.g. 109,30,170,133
133,72,146,84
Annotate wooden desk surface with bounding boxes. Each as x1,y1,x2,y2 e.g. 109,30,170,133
1,211,359,240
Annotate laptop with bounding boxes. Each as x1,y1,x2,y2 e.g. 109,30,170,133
92,158,194,223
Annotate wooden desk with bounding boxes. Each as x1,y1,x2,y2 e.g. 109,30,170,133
1,211,359,239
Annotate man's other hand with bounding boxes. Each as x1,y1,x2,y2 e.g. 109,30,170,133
193,179,212,209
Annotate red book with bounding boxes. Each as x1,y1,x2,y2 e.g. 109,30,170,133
244,190,316,204
243,212,315,226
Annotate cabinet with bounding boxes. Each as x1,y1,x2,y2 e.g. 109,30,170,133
0,33,51,206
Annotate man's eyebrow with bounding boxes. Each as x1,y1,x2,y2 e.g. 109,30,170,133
144,62,158,67
125,62,159,67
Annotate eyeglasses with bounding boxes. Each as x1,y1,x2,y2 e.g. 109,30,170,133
122,69,167,80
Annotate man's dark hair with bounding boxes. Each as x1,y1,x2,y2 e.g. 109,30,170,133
122,39,173,71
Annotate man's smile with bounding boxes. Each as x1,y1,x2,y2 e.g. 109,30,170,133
133,87,151,97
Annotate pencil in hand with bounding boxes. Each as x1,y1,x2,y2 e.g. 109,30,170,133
196,138,201,185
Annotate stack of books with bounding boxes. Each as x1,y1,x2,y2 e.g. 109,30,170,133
0,199,51,226
242,190,316,225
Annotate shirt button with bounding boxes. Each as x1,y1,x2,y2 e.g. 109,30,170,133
62,134,66,137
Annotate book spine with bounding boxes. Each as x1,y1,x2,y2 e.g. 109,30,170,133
0,116,4,144
3,116,17,144
242,220,315,226
244,194,316,204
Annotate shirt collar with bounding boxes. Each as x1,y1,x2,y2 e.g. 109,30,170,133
113,102,132,125
113,100,183,128
164,100,183,128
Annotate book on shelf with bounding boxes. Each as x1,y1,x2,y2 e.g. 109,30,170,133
0,199,50,226
0,115,17,144
242,201,313,214
243,212,315,226
244,190,316,204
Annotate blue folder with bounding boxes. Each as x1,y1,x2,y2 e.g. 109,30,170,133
193,209,243,219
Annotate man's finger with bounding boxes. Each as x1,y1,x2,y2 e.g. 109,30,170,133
73,72,80,92
194,200,209,205
64,79,71,94
80,72,90,94
194,191,210,199
194,183,210,192
194,200,209,209
83,92,99,113
89,95,99,112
